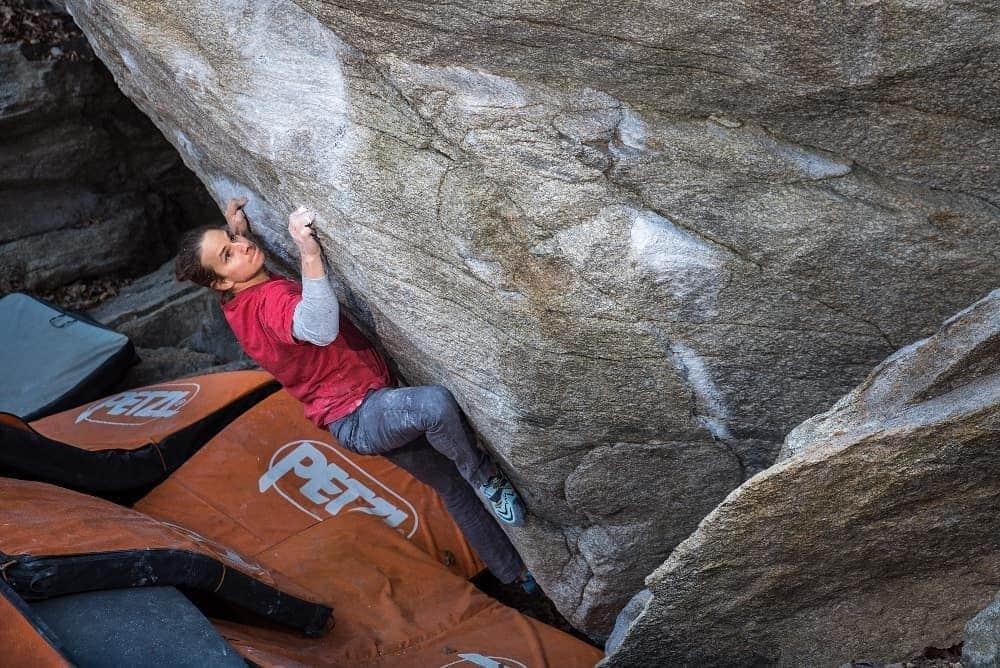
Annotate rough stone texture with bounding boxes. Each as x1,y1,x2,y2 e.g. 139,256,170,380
965,591,1000,668
61,0,1000,636
602,289,1000,666
297,0,999,209
89,259,244,362
0,4,216,293
116,346,256,390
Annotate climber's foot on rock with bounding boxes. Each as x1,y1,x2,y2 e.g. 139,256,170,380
480,467,527,527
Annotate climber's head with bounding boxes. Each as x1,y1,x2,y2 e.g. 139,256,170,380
174,226,268,294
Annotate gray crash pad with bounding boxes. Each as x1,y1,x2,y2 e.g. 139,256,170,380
0,293,136,420
31,587,245,667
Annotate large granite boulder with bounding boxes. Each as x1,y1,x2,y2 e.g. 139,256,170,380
965,592,1000,668
602,288,1000,666
0,1,216,293
61,0,1000,636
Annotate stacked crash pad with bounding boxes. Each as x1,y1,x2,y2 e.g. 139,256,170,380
0,385,603,666
0,370,278,496
0,477,332,635
0,293,138,421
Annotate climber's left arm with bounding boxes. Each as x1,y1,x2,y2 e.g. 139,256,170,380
287,206,340,345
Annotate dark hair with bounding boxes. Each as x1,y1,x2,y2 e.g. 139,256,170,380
174,225,223,288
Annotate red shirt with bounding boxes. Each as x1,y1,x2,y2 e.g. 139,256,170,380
222,276,390,427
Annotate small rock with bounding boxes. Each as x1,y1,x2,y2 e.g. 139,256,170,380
115,347,256,391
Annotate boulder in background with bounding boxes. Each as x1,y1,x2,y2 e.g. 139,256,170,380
602,288,1000,666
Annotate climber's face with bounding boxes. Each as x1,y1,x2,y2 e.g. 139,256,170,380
198,228,268,293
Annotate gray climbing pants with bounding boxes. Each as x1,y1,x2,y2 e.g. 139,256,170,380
328,384,524,583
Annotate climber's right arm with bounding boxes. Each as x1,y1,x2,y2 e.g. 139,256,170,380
224,197,250,236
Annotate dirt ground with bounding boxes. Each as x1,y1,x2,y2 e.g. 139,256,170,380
0,0,82,50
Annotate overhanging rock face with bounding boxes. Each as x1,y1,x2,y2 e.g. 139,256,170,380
62,0,1000,636
602,288,1000,666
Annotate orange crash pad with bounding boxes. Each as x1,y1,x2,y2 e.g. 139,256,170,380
136,389,486,579
0,370,278,496
213,517,604,667
0,579,71,668
133,390,604,666
0,478,330,636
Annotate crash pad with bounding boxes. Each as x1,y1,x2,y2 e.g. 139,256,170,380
0,370,278,496
0,293,137,421
133,390,603,666
31,587,245,667
213,518,605,667
136,389,486,579
0,475,603,667
0,578,71,668
0,478,331,636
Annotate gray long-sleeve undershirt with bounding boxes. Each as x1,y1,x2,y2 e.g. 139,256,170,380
292,275,340,345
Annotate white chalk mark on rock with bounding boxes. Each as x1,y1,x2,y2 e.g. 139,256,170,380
173,130,203,162
609,108,654,162
668,341,732,440
221,0,358,189
463,257,505,286
118,47,138,75
769,140,852,180
628,210,727,314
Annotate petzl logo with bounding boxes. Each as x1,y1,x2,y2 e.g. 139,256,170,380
440,655,528,668
259,440,419,538
75,383,200,426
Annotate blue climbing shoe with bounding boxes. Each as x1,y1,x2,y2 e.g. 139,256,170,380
480,469,527,527
519,570,539,594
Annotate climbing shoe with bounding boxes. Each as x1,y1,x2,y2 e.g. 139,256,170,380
519,570,539,594
480,469,527,527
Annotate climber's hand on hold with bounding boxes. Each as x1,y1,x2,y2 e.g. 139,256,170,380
224,196,250,236
288,206,322,260
289,206,325,280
